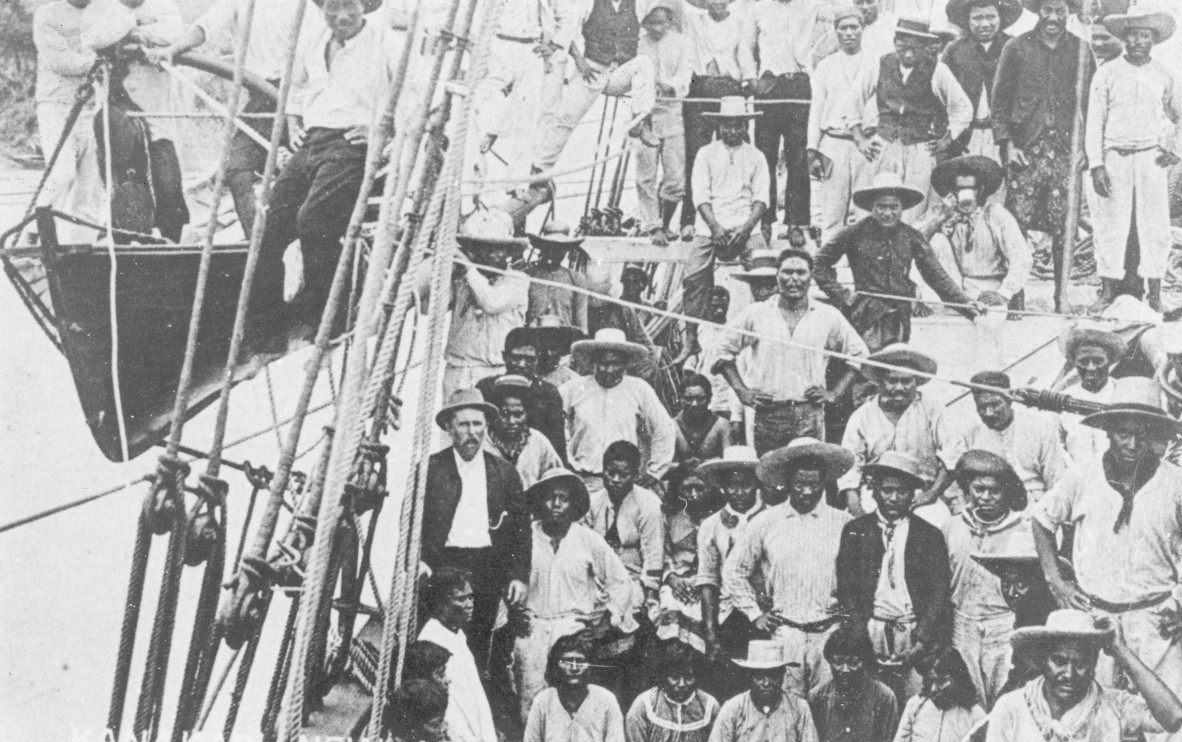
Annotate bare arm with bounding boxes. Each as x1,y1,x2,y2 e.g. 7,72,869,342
1103,618,1182,733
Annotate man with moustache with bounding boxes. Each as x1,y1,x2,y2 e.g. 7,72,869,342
990,0,1094,313
814,175,979,352
714,249,868,456
986,611,1182,741
422,389,531,667
1030,377,1182,740
723,438,856,697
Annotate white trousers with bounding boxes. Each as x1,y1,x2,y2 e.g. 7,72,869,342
476,37,545,139
634,130,685,231
533,55,656,173
817,135,872,243
1092,148,1172,280
36,102,104,242
874,139,935,225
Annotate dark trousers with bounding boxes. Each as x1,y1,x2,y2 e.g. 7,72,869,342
249,128,365,339
225,86,282,234
753,73,811,227
753,400,824,456
437,546,507,670
147,139,188,242
681,75,744,227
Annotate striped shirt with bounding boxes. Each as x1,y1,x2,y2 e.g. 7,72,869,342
723,503,851,622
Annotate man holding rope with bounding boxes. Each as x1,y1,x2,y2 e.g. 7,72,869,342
814,173,979,352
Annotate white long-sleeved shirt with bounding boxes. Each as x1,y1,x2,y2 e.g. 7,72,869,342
864,57,974,142
738,0,833,79
861,11,898,60
691,139,770,232
682,1,745,78
561,375,676,477
525,521,637,629
196,0,325,82
938,202,1034,301
839,393,961,491
1085,55,1182,165
444,268,529,369
807,47,878,150
286,18,404,130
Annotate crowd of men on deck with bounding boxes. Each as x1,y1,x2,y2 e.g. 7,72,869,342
29,0,1182,739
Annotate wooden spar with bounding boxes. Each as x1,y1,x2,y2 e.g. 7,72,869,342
1058,4,1093,307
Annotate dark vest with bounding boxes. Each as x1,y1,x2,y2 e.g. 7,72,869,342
876,54,948,145
583,0,640,66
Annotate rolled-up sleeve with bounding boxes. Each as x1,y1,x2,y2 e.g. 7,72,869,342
1031,465,1082,533
713,308,755,366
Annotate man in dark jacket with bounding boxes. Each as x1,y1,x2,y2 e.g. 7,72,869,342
421,388,531,665
990,0,1094,311
835,450,952,702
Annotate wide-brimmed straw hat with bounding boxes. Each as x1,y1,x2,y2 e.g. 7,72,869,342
1011,609,1107,653
484,374,533,407
570,328,649,369
527,315,586,354
312,0,382,12
756,437,855,487
954,449,1028,511
526,467,591,521
731,640,792,669
931,155,1005,198
702,96,762,119
435,388,499,429
528,220,585,251
1081,376,1182,437
457,209,528,250
699,445,760,479
946,0,1023,30
1103,2,1175,42
868,343,939,385
853,173,927,211
1058,322,1127,363
895,17,942,40
732,249,779,281
864,451,927,490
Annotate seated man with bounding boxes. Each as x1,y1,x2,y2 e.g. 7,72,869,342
987,610,1182,741
808,624,899,742
683,96,769,358
708,640,820,742
246,0,401,349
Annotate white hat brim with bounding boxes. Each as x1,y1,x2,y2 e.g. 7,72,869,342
570,339,650,368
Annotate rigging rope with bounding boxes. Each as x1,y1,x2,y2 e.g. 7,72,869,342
0,474,149,535
99,66,131,462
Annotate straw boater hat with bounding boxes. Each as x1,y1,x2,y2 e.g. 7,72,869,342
528,220,585,251
1080,376,1182,437
526,468,592,521
954,449,1028,512
1011,609,1107,654
1103,1,1175,42
702,96,762,119
570,328,648,369
527,315,586,354
931,155,1006,198
456,209,528,251
756,437,855,487
946,0,1023,30
311,0,382,13
732,249,779,281
484,374,533,407
867,343,939,385
863,451,927,490
1058,322,1127,363
895,17,942,41
852,173,927,211
731,640,792,669
699,445,760,480
435,387,499,429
